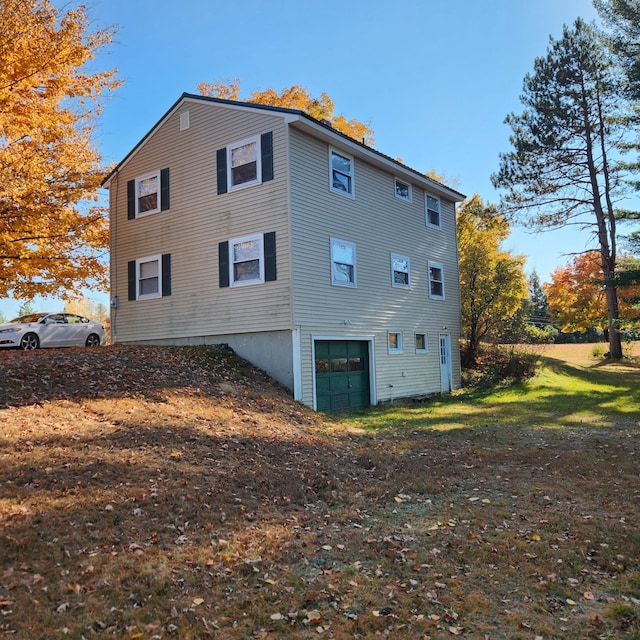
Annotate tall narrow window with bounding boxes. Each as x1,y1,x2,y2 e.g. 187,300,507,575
136,255,161,299
331,238,356,287
330,149,354,196
391,254,410,288
428,262,445,299
426,194,441,228
139,259,159,296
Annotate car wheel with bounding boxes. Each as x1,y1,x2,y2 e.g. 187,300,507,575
20,333,40,350
85,333,101,347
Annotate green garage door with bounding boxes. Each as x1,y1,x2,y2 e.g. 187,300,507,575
315,340,370,412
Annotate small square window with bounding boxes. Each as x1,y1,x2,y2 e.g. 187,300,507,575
391,253,410,288
136,171,160,216
426,194,441,228
228,136,261,190
429,262,445,299
415,333,428,353
229,234,264,286
136,255,162,299
395,178,412,202
331,238,357,287
330,149,354,197
388,332,403,354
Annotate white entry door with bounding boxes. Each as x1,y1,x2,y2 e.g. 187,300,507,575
439,334,452,393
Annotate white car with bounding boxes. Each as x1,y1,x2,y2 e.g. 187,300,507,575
0,312,106,350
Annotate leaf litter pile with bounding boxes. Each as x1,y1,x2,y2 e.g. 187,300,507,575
1,345,639,639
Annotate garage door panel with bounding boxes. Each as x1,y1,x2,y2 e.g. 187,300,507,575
315,340,370,412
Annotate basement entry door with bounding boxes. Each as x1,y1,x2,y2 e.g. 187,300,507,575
315,340,370,412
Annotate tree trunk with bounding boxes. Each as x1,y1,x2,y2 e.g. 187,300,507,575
462,321,479,367
605,282,623,358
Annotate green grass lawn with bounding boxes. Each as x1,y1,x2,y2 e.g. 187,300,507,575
337,351,640,434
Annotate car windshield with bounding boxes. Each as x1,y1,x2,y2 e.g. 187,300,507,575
10,313,48,324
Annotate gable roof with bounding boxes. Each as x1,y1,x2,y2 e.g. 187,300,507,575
101,93,465,202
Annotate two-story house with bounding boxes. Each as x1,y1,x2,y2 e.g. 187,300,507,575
102,93,465,411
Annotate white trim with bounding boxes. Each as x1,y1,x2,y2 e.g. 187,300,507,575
428,261,445,300
330,237,357,288
227,134,262,191
135,170,161,217
292,326,302,402
311,335,376,411
135,254,162,300
391,253,411,289
394,177,412,202
329,147,355,198
415,332,428,353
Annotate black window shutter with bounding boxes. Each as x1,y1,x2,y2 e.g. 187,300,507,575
218,241,229,287
160,168,170,210
127,260,136,300
264,231,276,282
217,148,227,194
261,132,273,182
127,180,135,219
161,254,171,296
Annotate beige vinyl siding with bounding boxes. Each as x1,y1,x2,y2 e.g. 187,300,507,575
288,128,461,406
110,102,293,344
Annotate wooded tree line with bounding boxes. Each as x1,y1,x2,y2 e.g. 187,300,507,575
490,0,640,359
1,0,638,359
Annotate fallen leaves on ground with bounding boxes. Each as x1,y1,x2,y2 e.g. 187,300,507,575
0,345,639,638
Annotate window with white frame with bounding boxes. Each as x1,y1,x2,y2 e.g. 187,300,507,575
426,194,441,228
136,171,160,216
415,333,428,353
388,332,403,354
228,136,261,190
331,238,356,287
329,148,354,196
391,253,410,288
136,255,162,299
395,178,412,202
127,169,169,219
428,262,445,299
230,234,264,286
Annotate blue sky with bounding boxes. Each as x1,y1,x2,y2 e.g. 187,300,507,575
1,0,613,319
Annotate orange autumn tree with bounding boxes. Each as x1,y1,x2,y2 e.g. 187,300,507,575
0,0,120,299
197,78,375,146
544,251,640,332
